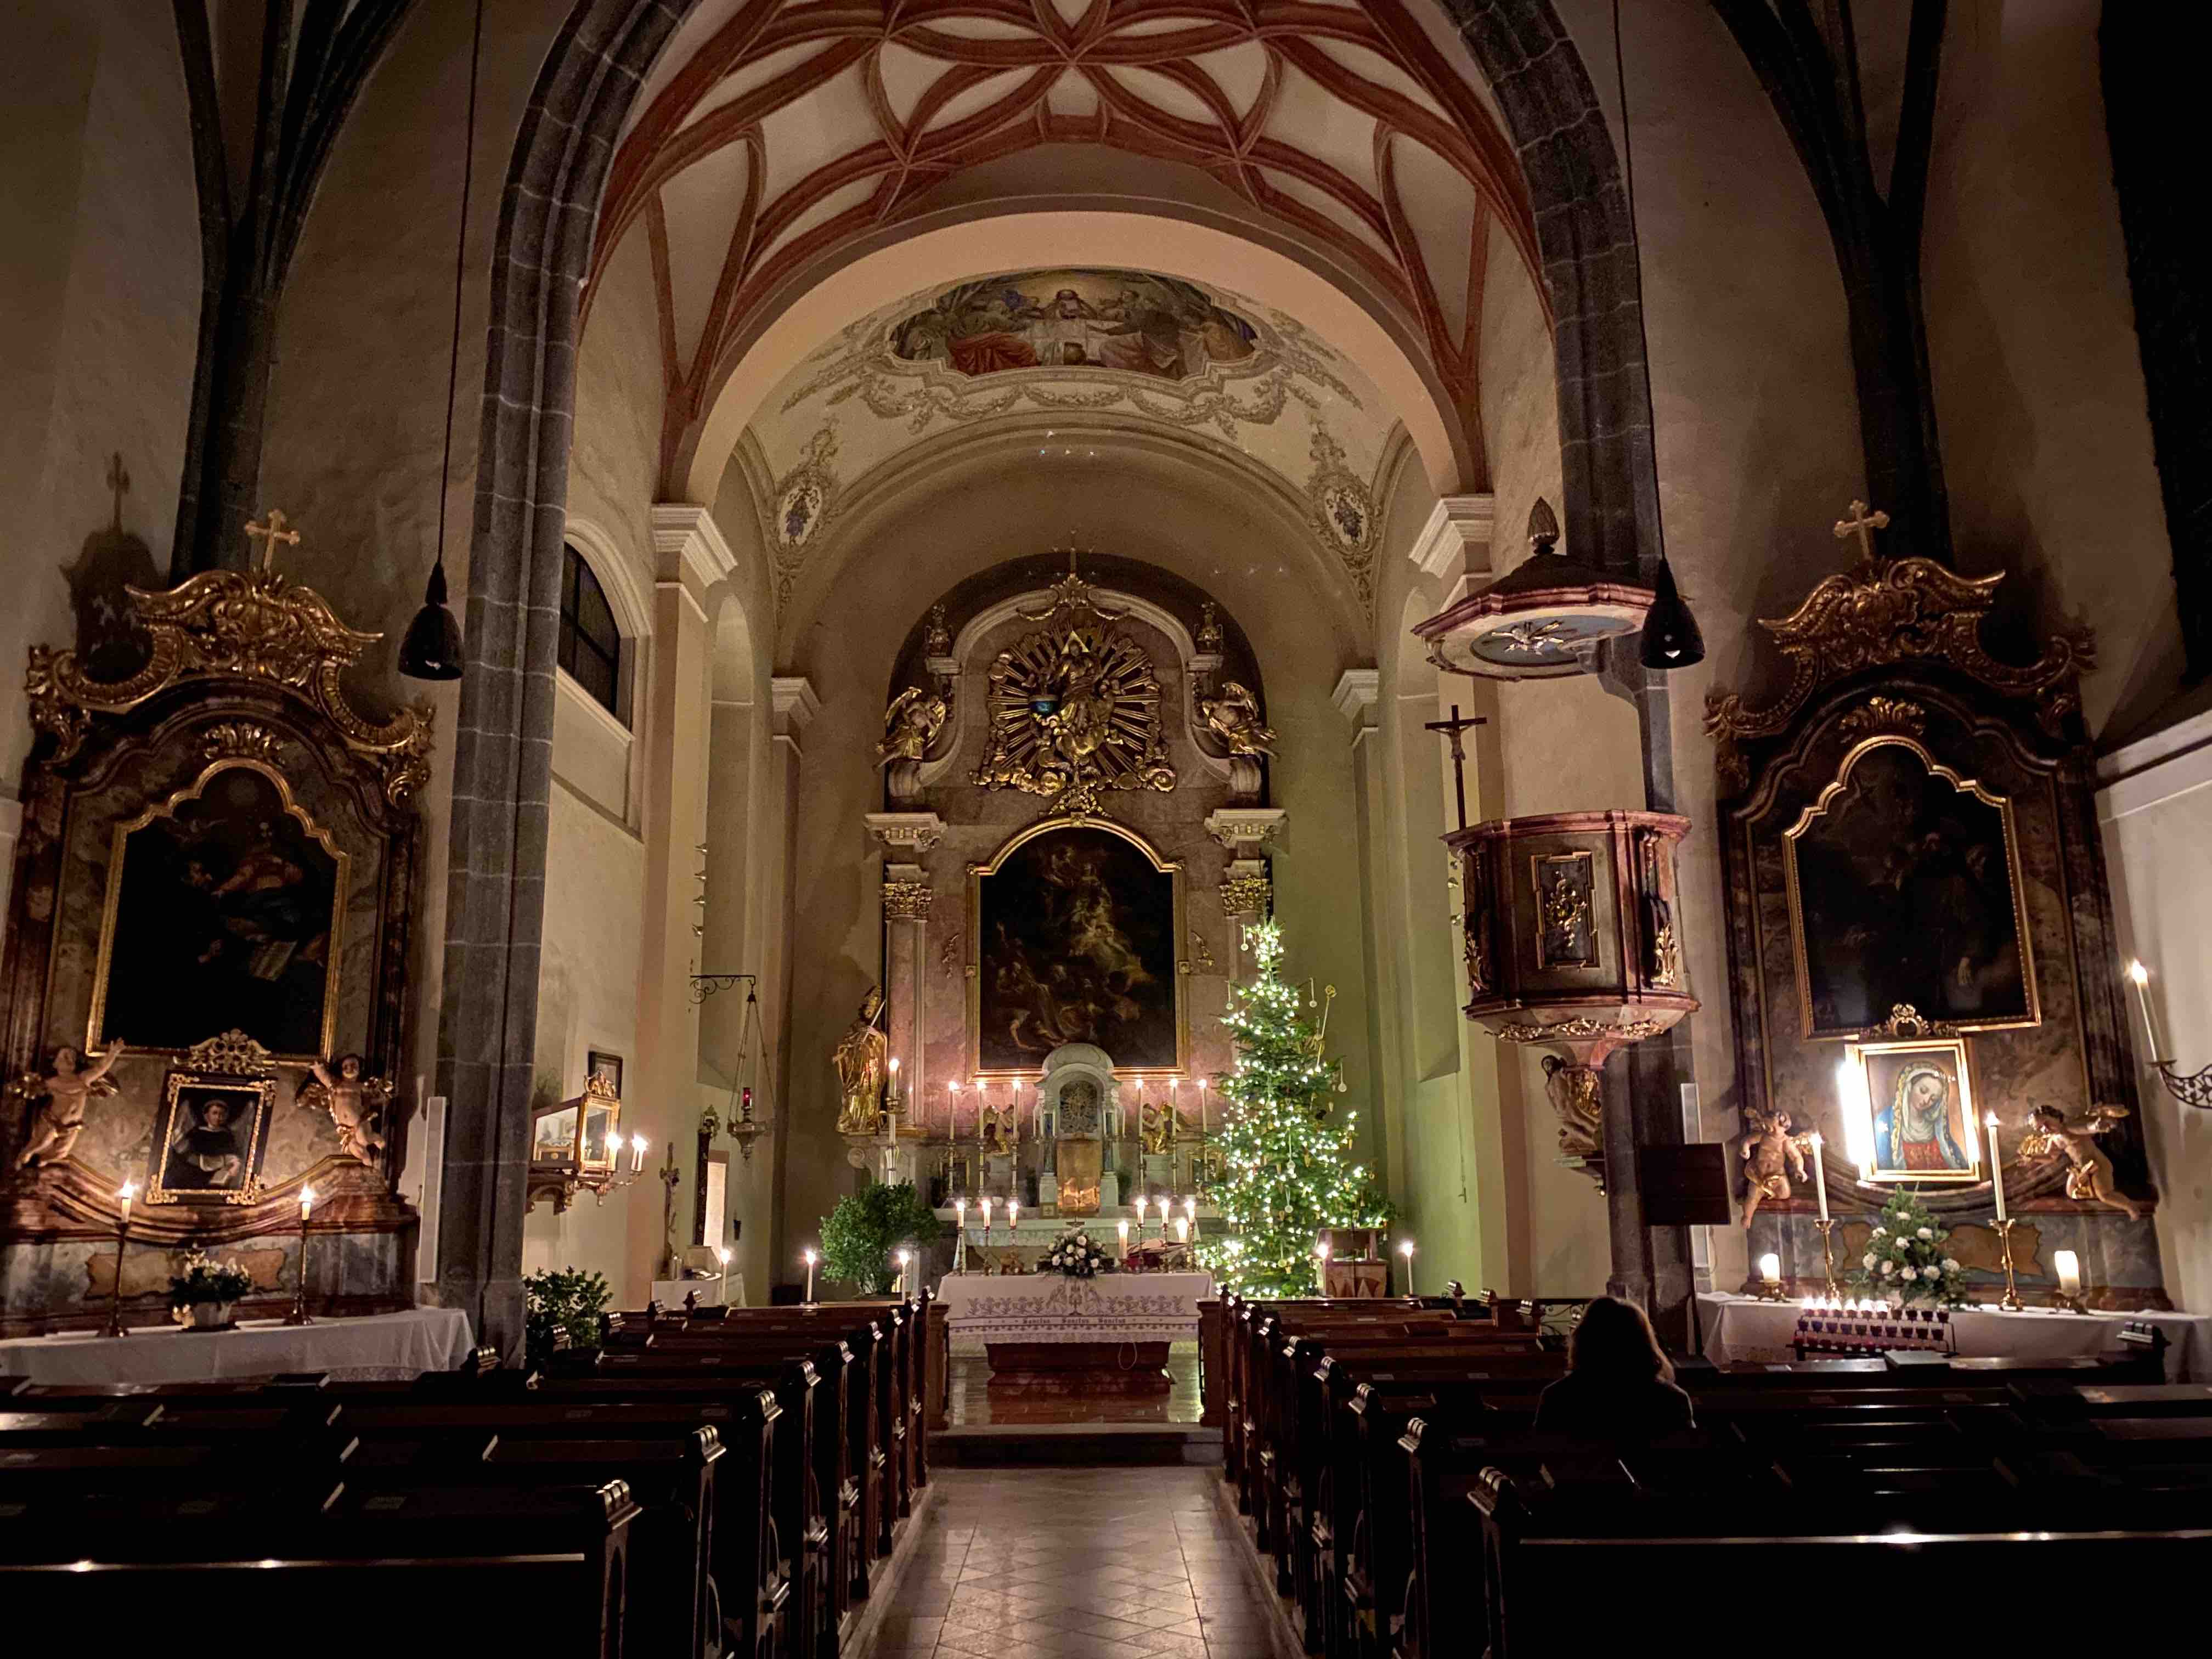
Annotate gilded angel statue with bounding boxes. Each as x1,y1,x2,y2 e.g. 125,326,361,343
1198,680,1276,757
2016,1103,2140,1219
304,1054,394,1169
1735,1103,1809,1228
877,685,948,765
12,1041,127,1170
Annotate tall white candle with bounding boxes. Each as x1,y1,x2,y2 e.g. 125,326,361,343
980,1195,995,1240
2128,961,2165,1061
117,1181,135,1228
1007,1200,1020,1233
1397,1238,1415,1296
803,1246,817,1304
1807,1131,1829,1222
1175,1217,1190,1243
301,1184,316,1222
1118,1218,1130,1260
1985,1113,2007,1221
2054,1249,2082,1298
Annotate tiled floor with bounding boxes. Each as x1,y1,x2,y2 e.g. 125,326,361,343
867,1468,1283,1659
944,1345,1204,1426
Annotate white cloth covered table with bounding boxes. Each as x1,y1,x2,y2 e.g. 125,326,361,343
936,1270,1214,1352
0,1306,475,1387
652,1274,746,1310
1699,1291,2210,1381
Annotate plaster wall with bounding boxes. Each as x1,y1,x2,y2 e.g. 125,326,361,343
0,0,199,844
2098,716,2212,1314
1921,1,2180,744
774,448,1376,1298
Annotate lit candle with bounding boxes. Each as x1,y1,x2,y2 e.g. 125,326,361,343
1174,1217,1189,1244
2127,960,2165,1062
718,1246,732,1297
888,1055,900,1098
1985,1113,2007,1221
1397,1237,1415,1296
630,1132,648,1172
1169,1077,1180,1131
300,1184,316,1222
1807,1131,1829,1222
1316,1238,1331,1264
1007,1199,1020,1233
1759,1251,1782,1287
895,1248,912,1297
117,1180,135,1228
954,1195,967,1238
803,1246,817,1304
1184,1195,1198,1226
980,1195,995,1240
1836,1060,1874,1178
1134,1195,1149,1229
1118,1218,1130,1259
2055,1249,2082,1299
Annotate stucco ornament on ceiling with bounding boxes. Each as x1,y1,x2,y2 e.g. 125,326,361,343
768,426,842,607
1303,428,1381,610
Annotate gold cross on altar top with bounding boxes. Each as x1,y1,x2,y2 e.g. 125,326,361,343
1832,499,1891,565
245,508,301,571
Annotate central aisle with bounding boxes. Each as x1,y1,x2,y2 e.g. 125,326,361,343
864,1468,1281,1659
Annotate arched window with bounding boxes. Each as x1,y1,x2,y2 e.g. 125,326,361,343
559,544,624,724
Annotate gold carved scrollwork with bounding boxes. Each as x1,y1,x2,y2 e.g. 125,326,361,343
1462,845,1493,997
878,685,949,764
882,879,933,920
1637,826,1680,990
1876,1003,1956,1038
973,563,1176,817
182,1029,279,1078
1837,696,1927,743
1494,1017,1665,1045
1703,501,2093,794
1218,872,1272,917
201,721,283,765
24,545,436,805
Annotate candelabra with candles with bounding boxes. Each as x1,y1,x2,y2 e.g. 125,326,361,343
285,1185,318,1325
1986,1111,2023,1311
2128,960,2212,1109
101,1182,136,1337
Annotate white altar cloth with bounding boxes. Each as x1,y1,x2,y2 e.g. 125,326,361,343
937,1271,1214,1351
1699,1291,2210,1382
0,1306,476,1387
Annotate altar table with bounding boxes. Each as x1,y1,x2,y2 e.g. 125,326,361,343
1699,1291,2211,1381
937,1270,1215,1395
0,1306,476,1387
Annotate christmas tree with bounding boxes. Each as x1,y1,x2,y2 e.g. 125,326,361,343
1198,919,1389,1295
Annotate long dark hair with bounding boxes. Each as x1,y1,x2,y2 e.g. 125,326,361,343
1567,1295,1674,1385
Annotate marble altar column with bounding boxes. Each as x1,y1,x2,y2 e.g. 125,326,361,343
1206,808,1285,974
868,814,945,1153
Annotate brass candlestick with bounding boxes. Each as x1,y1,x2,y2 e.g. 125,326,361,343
100,1214,131,1338
1812,1218,1843,1301
284,1212,315,1326
1992,1217,2024,1312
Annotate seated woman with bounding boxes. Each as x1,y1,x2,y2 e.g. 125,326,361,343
1532,1295,1696,1441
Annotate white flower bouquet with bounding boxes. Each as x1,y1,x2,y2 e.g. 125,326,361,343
1847,1188,1967,1308
1041,1226,1113,1278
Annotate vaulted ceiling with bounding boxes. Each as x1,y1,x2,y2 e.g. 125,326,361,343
587,0,1546,494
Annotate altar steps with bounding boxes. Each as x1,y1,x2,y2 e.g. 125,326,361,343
932,1422,1222,1466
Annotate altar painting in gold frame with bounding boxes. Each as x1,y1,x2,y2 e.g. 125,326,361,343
1842,1036,1984,1184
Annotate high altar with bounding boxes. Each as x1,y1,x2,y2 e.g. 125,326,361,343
843,558,1273,1271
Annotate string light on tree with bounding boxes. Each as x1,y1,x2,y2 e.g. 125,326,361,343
1197,919,1389,1295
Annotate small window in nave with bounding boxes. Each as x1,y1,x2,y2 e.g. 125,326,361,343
558,544,624,724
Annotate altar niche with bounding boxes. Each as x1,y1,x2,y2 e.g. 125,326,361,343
968,817,1186,1079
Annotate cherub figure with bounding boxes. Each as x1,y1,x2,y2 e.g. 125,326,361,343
2016,1103,2140,1220
877,685,948,764
1139,1097,1178,1156
1198,681,1276,757
1542,1056,1605,1162
1737,1103,1810,1228
305,1053,393,1169
981,1101,1019,1158
12,1041,127,1170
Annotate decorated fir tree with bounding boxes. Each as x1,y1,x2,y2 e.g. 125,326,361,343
1198,920,1388,1295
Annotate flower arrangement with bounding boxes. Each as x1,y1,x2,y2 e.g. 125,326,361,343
1849,1187,1967,1307
1042,1226,1112,1278
168,1250,253,1318
524,1266,613,1368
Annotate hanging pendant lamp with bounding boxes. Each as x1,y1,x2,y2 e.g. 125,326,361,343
400,0,483,683
1639,555,1705,669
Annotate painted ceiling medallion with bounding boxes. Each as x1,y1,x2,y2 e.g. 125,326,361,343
1413,499,1654,681
974,558,1176,817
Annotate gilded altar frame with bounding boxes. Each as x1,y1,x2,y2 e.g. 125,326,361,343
966,814,1188,1080
145,1069,279,1205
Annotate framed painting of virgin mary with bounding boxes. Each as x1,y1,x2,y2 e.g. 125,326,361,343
1846,1037,1984,1183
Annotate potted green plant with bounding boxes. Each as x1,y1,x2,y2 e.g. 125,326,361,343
169,1250,254,1330
820,1182,943,1296
523,1266,613,1369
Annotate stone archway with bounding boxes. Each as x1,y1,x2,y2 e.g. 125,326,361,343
442,0,1664,1352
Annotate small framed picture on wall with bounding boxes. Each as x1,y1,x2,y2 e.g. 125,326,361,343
586,1049,624,1097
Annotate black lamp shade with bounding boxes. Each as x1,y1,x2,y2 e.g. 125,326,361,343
1639,556,1705,670
398,560,465,681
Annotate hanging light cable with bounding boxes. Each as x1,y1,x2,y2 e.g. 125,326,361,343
399,0,483,681
1613,0,1705,672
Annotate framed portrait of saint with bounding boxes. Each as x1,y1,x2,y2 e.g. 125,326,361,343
586,1049,624,1096
1784,737,2038,1039
969,820,1184,1076
147,1073,276,1204
89,760,347,1060
1846,1037,1983,1184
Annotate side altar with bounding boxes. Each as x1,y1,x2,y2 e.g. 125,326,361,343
936,1267,1215,1396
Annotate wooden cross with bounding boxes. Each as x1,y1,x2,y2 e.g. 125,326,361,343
245,508,301,571
106,453,129,532
1424,703,1488,833
1832,499,1891,565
